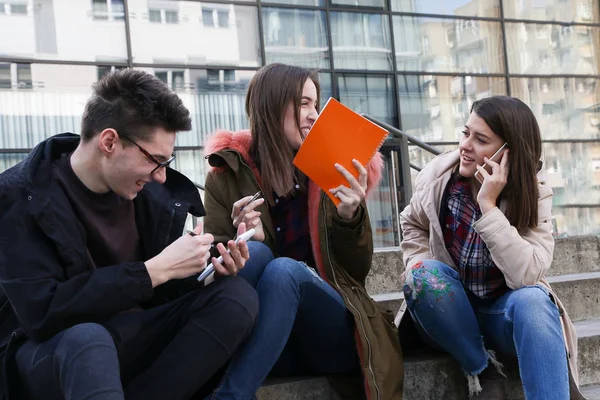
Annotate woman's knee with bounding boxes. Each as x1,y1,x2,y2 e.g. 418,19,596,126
506,286,559,325
403,260,461,301
247,241,274,264
238,241,275,287
261,258,312,287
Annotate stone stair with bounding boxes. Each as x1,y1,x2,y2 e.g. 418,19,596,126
256,236,600,399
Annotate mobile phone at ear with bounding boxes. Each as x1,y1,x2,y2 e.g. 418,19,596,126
474,142,508,184
197,228,256,282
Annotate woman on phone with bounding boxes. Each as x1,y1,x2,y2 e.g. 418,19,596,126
202,63,403,399
399,96,583,399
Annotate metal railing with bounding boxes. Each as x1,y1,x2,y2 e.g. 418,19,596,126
363,114,442,210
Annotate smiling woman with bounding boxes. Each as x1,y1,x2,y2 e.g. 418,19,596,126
399,95,584,399
201,63,404,400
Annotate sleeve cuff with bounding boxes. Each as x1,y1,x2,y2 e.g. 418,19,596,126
131,262,154,301
332,204,365,230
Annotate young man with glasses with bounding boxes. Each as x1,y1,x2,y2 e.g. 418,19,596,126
0,69,260,400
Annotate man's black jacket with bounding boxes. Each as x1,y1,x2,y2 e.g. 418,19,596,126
0,133,205,398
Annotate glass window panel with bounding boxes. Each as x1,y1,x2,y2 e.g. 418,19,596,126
262,8,330,69
505,23,600,75
129,2,260,67
503,0,599,23
543,142,600,236
263,0,323,7
367,149,400,248
332,0,386,10
0,153,28,174
0,0,127,62
318,72,332,104
0,64,104,149
202,9,213,25
92,0,109,20
165,10,179,24
398,75,506,141
149,9,161,22
16,63,32,89
510,77,600,140
391,0,499,17
393,16,504,73
170,149,206,188
10,3,28,15
331,12,393,70
0,63,11,88
338,74,397,126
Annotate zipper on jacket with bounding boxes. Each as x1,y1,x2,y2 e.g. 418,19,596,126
164,207,175,247
321,197,380,400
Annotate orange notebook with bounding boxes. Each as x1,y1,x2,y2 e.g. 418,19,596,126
293,97,388,205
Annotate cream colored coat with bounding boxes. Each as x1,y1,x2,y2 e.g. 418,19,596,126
400,150,580,386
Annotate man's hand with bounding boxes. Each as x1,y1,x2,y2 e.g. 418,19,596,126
329,159,368,221
210,222,251,278
144,221,213,287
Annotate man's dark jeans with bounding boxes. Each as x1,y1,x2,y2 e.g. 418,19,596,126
15,276,258,400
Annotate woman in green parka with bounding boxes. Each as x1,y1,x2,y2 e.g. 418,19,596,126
203,63,403,400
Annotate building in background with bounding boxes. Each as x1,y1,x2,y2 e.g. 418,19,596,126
0,0,599,244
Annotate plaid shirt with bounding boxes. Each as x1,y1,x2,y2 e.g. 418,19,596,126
270,185,316,269
442,176,508,299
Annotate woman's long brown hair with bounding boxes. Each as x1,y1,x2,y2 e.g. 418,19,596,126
471,96,543,231
246,63,320,205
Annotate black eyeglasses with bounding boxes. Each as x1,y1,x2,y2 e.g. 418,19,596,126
119,134,176,175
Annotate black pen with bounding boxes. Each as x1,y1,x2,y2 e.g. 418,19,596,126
240,191,262,211
186,230,215,248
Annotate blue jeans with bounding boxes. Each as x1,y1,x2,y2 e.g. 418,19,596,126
403,260,569,400
208,241,360,400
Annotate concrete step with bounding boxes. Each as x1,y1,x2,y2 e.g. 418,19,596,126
371,291,403,313
548,271,600,322
256,318,600,400
368,236,600,294
581,384,600,400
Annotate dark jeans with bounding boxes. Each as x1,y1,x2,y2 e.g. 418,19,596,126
15,276,258,400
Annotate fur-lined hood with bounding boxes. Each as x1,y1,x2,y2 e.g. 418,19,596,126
204,129,384,197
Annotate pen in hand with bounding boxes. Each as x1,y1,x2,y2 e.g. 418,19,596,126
240,191,262,212
186,230,215,248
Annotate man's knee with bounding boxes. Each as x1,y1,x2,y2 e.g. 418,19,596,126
200,277,259,329
56,323,117,361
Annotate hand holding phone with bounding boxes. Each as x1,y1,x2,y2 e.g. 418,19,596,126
197,228,256,282
474,142,508,184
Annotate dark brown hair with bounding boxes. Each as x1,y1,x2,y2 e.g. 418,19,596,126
470,96,543,231
246,63,320,204
81,69,191,142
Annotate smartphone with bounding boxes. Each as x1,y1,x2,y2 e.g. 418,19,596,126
197,228,256,282
474,142,508,184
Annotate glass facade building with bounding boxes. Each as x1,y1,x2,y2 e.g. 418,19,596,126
0,0,599,246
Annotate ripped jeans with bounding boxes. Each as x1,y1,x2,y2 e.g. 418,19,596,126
403,260,569,400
